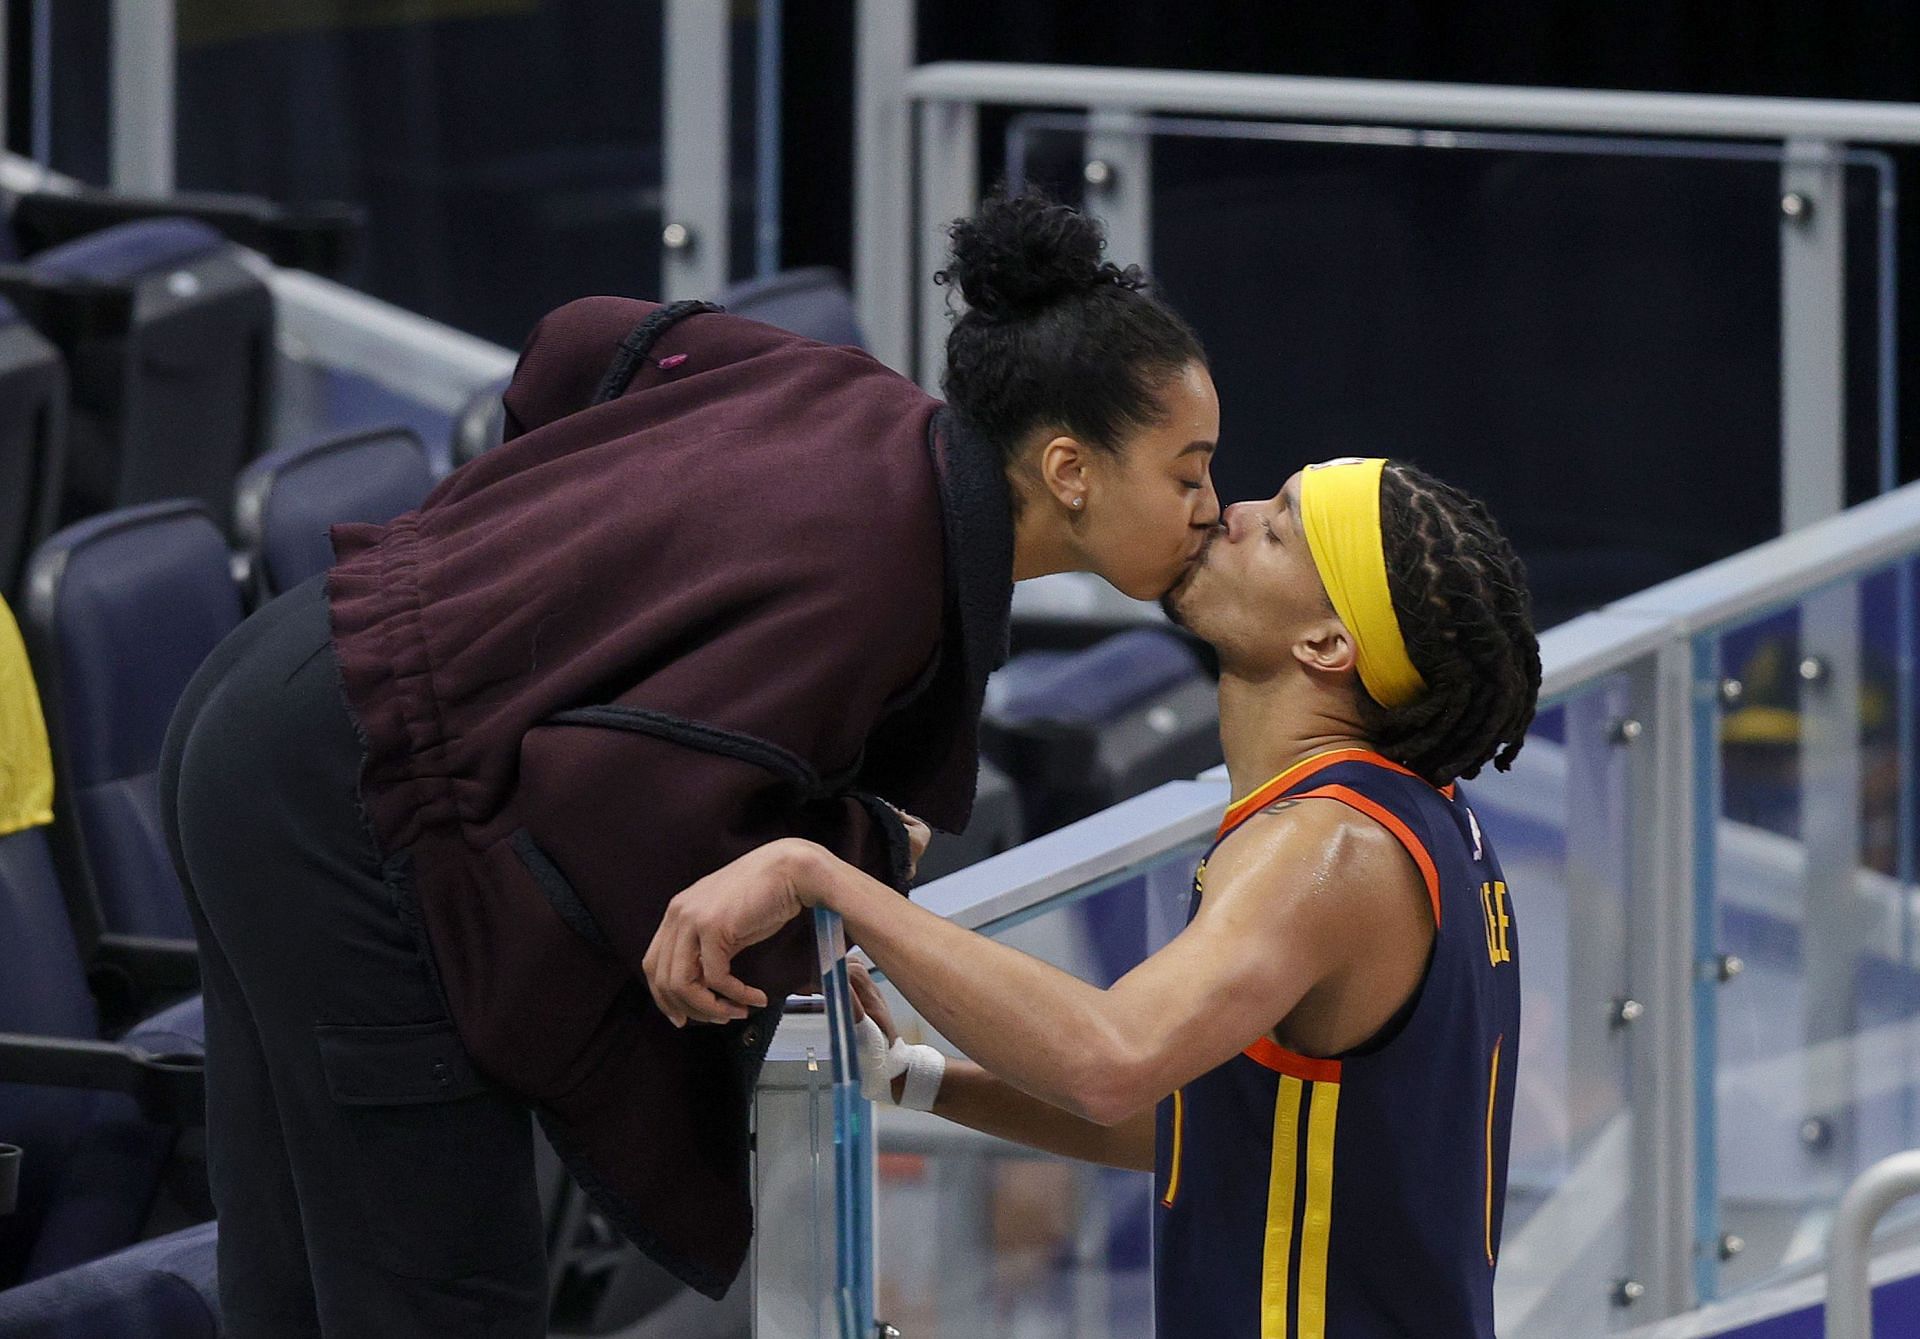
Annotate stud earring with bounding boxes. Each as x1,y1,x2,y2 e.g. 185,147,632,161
1071,496,1084,510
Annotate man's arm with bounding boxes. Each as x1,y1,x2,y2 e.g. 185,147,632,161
649,799,1426,1126
850,967,1153,1169
928,1060,1157,1170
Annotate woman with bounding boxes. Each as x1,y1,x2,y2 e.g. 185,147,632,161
158,194,1221,1338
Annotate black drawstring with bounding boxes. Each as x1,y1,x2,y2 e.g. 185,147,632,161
589,299,722,406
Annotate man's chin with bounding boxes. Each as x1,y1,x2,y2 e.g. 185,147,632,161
1160,571,1202,631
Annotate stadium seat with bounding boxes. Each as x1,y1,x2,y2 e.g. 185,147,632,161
0,1219,218,1337
914,759,1026,883
4,181,357,280
0,595,206,1290
0,303,67,600
715,267,866,349
22,504,242,949
233,426,433,602
450,378,509,470
7,219,273,528
981,628,1222,837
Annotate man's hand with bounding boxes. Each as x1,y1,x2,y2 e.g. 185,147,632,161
642,838,819,1027
848,959,900,1045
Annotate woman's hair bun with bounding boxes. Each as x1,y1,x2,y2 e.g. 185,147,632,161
937,192,1144,320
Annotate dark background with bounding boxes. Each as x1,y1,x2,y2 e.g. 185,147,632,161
14,0,1920,622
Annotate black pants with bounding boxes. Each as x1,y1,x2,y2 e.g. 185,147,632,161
158,577,547,1338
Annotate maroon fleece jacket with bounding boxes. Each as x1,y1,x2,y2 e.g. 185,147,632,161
326,296,1013,1294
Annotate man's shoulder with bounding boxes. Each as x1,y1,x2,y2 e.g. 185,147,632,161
1207,795,1427,908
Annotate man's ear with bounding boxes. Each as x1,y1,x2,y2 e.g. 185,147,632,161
1295,619,1359,678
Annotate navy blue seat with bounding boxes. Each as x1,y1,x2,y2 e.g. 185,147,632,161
0,301,66,600
715,267,866,349
23,504,243,946
0,1220,218,1337
17,219,273,529
0,596,206,1291
913,759,1026,883
982,627,1221,837
233,427,432,602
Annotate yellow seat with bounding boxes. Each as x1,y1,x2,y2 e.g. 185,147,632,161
0,594,53,838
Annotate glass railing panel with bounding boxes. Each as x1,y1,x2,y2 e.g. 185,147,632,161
1704,559,1920,1297
871,838,1208,1338
1005,113,1896,632
1471,680,1641,1335
867,672,1644,1336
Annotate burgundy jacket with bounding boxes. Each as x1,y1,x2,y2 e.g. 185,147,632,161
326,297,1013,1294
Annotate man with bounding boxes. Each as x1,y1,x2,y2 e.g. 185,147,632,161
647,457,1540,1337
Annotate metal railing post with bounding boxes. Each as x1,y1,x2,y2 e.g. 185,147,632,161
662,0,731,300
914,98,976,394
1827,1150,1920,1337
109,0,174,193
855,0,916,372
1780,138,1848,530
1083,110,1150,273
1622,640,1701,1317
1799,583,1870,1188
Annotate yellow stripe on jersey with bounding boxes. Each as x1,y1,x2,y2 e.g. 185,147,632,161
1485,1036,1504,1265
1260,1076,1305,1338
1162,1088,1185,1208
1297,1080,1341,1339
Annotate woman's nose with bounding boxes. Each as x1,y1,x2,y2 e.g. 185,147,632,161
1197,479,1222,529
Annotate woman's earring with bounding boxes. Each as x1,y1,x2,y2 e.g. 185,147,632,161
1071,496,1084,510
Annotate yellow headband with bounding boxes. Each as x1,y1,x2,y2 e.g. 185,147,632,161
1298,457,1428,709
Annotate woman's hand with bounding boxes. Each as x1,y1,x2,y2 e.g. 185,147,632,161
887,805,932,880
642,838,820,1027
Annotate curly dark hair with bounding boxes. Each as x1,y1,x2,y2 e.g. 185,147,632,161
1366,463,1542,786
936,192,1204,476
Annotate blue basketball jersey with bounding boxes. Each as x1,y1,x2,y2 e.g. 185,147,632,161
1154,749,1521,1338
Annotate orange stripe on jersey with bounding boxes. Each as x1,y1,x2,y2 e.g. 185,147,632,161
1219,749,1415,835
1289,783,1442,926
1244,1036,1344,1084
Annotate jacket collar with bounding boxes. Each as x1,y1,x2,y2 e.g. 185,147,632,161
929,406,1015,729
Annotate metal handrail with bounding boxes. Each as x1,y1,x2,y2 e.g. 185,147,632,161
905,61,1920,143
923,475,1920,936
1827,1151,1920,1337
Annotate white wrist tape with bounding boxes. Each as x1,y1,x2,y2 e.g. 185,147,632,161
853,1017,945,1109
893,1038,946,1112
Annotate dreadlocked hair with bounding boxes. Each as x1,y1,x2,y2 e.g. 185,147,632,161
1366,463,1542,787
